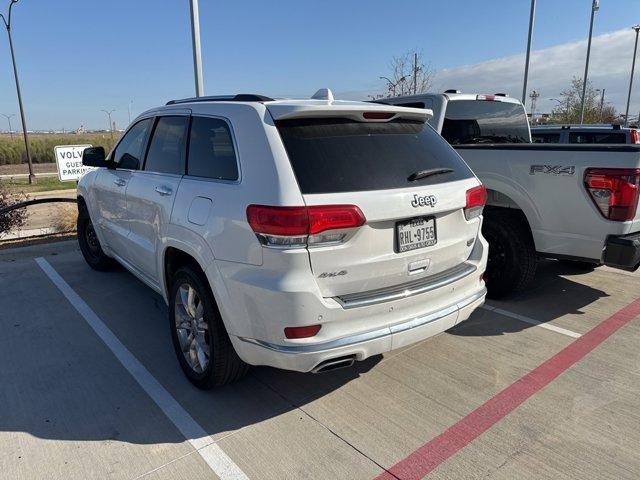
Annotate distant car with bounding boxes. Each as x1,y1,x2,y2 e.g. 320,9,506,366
531,124,640,144
77,90,488,389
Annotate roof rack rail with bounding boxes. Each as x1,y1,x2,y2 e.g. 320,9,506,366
166,94,274,105
444,89,461,94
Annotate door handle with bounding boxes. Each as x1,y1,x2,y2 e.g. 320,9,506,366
154,185,173,196
113,178,127,187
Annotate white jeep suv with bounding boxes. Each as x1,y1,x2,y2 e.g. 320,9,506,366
78,90,488,389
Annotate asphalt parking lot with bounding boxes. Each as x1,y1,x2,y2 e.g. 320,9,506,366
1,240,639,480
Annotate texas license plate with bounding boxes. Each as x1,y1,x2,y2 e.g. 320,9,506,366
396,217,437,253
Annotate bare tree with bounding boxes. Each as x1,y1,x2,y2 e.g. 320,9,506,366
380,50,435,97
549,77,617,124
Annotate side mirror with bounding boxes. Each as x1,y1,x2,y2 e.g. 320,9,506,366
82,146,108,167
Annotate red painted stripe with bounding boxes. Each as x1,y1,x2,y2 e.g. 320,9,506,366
376,298,640,480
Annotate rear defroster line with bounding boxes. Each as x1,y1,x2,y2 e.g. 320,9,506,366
375,297,640,480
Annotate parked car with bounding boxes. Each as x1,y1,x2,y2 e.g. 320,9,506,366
532,124,640,144
379,91,640,298
78,90,488,388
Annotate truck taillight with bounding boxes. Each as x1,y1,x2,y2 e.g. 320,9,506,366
584,168,640,222
246,204,366,248
465,184,487,220
630,129,640,144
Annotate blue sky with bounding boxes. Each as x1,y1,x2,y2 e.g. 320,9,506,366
0,0,638,130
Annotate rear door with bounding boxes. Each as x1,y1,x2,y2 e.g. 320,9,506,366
274,116,483,297
125,115,189,283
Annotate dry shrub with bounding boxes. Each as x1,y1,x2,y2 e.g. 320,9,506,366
0,186,28,236
52,203,78,233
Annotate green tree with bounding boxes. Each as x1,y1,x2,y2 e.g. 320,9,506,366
549,77,617,124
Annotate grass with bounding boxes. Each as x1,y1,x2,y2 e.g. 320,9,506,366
1,176,77,194
0,133,119,166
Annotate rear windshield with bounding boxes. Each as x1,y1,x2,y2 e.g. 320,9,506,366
532,132,561,143
275,118,474,194
569,132,627,144
442,100,530,145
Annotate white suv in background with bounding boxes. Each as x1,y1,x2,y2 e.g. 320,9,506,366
78,90,488,389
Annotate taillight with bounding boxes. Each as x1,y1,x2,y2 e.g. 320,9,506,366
630,129,640,144
246,204,366,248
284,324,321,339
476,94,496,101
465,185,487,220
584,168,640,221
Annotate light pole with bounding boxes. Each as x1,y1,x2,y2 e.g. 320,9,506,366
579,0,599,124
127,100,133,124
2,113,15,139
1,0,35,184
522,0,536,105
101,109,115,140
189,0,204,97
624,25,640,127
380,76,406,97
596,88,605,122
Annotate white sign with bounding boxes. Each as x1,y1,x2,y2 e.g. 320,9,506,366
54,144,95,182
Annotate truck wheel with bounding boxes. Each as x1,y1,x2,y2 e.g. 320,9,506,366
77,206,115,271
169,265,249,389
482,211,537,299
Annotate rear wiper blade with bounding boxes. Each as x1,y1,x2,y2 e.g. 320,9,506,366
408,168,454,182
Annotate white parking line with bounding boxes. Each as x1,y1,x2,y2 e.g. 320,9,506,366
35,257,248,480
481,304,582,338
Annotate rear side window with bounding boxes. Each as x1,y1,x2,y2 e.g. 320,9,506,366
532,133,561,143
442,100,530,144
187,116,238,180
569,132,626,144
144,116,189,175
112,118,153,169
276,118,473,194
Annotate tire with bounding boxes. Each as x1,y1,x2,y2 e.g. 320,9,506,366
482,210,537,299
77,206,115,271
168,265,249,389
558,259,597,271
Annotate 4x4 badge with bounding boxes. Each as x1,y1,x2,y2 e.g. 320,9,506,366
411,194,437,208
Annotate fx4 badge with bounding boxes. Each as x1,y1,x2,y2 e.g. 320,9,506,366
318,270,347,278
411,194,437,208
530,165,576,176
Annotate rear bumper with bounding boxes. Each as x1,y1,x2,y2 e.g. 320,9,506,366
230,287,486,373
603,232,640,271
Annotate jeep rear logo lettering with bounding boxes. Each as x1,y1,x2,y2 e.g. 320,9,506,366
411,194,437,208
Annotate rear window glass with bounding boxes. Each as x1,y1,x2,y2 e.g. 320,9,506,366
188,116,238,180
442,100,530,144
569,132,627,144
532,132,561,143
276,118,473,194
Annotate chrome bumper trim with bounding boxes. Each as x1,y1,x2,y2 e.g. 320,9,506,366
335,262,477,309
237,288,486,354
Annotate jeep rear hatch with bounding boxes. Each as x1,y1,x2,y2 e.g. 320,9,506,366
270,113,484,298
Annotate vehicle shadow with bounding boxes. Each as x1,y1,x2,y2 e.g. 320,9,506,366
449,259,609,337
0,251,382,448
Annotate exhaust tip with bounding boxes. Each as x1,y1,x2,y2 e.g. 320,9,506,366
311,355,356,374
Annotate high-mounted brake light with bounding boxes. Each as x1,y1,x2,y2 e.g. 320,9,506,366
284,324,321,339
246,204,366,248
630,129,640,144
584,168,640,222
476,94,496,101
363,112,396,120
465,185,487,220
